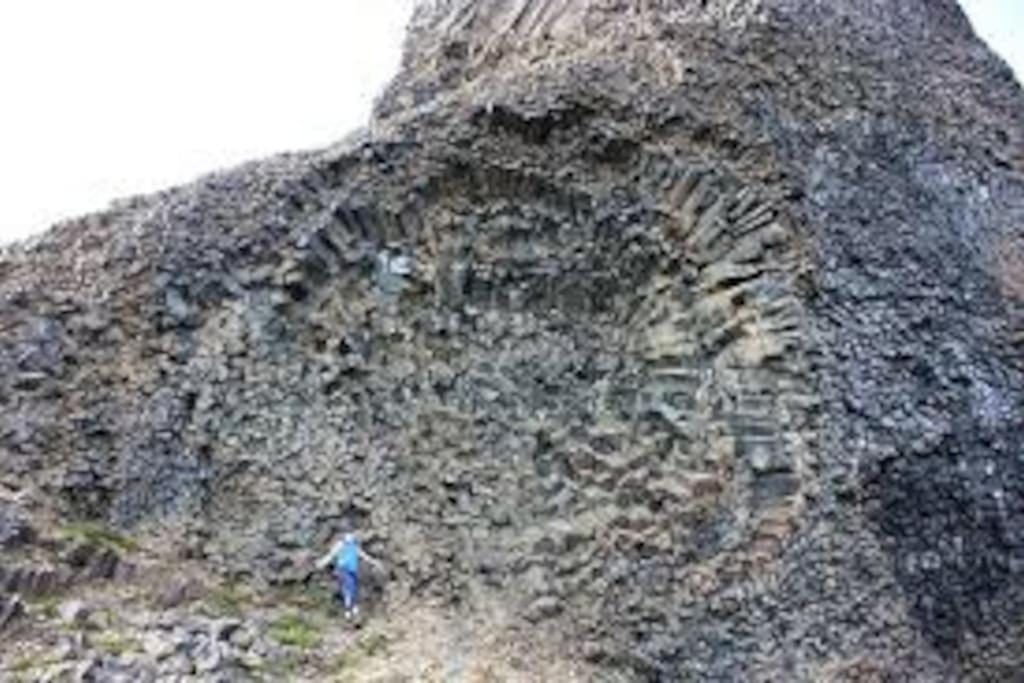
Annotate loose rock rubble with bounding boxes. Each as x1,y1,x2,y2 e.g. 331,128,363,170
1,0,1023,680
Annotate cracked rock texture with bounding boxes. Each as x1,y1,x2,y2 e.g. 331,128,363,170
2,0,1023,680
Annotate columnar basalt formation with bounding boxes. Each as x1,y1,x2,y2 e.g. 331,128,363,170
1,0,1023,680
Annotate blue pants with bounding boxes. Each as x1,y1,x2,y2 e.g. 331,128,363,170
337,569,359,609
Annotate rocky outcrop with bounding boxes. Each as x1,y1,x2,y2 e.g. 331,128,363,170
1,0,1023,680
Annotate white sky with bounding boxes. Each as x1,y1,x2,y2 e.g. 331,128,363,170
0,1,1020,245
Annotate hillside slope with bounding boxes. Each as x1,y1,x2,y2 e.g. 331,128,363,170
2,0,1023,680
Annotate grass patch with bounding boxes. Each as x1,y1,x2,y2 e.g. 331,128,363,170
328,630,392,678
328,650,362,681
61,522,139,554
9,655,36,673
92,631,139,656
269,612,321,650
263,652,303,678
25,594,62,620
271,582,336,615
7,651,64,675
359,631,391,658
204,582,253,618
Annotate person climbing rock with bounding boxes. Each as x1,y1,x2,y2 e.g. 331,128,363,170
316,532,382,619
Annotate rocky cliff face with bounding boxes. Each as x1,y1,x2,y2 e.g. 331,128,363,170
2,0,1023,680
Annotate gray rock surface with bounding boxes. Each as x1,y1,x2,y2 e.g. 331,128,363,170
0,595,24,632
58,600,92,629
0,504,34,549
1,0,1023,680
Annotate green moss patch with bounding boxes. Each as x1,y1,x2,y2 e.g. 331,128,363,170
269,612,321,650
61,522,139,554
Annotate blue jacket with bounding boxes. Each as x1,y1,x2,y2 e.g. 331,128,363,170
336,538,360,574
